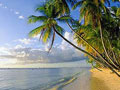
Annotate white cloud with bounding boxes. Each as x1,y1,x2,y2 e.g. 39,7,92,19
0,3,25,21
44,43,50,51
59,32,77,50
16,51,27,58
33,34,40,39
60,32,71,50
15,11,19,15
0,44,86,65
18,38,31,45
18,38,36,45
15,45,24,49
0,47,11,55
18,15,24,19
0,32,87,67
4,6,7,9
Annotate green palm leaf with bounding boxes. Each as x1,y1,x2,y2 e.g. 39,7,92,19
29,25,46,37
72,1,83,10
57,16,72,22
48,31,55,52
55,25,64,34
116,8,120,17
28,15,47,23
42,27,52,43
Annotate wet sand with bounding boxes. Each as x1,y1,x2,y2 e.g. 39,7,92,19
63,68,120,90
62,71,91,90
48,70,91,90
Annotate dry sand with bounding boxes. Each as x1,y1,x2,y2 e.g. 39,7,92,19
90,68,120,90
62,68,120,90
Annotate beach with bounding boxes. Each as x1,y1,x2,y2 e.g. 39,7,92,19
62,68,120,90
90,68,120,90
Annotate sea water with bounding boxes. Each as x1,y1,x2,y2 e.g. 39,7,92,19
0,67,90,90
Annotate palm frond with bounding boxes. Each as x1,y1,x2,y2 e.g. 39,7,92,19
116,8,120,17
53,0,70,16
57,16,72,22
112,0,120,2
36,6,45,12
29,25,46,37
55,25,64,34
72,1,83,10
28,15,47,23
42,27,52,43
39,29,45,41
48,31,55,52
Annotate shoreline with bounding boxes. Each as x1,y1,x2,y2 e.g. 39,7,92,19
49,70,91,90
60,68,120,90
63,70,91,90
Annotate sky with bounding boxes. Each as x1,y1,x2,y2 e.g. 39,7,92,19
0,0,89,68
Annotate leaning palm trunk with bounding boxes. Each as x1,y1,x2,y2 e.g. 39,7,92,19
107,38,120,68
66,22,120,71
53,25,120,77
66,22,107,61
52,25,98,61
99,22,120,70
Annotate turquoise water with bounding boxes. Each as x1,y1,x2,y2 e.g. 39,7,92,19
0,67,90,90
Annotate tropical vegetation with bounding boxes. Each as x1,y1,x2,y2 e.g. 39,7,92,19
28,0,120,77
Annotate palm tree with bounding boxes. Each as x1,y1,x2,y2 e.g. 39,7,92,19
101,6,120,66
28,2,104,64
28,0,120,77
53,0,108,62
71,0,111,62
54,0,120,76
72,0,119,58
43,0,77,17
48,0,107,64
28,3,64,52
71,0,120,75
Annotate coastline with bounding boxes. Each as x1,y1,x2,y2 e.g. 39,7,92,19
49,70,91,90
59,68,120,90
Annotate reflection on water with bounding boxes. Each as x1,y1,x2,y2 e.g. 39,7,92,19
0,67,90,90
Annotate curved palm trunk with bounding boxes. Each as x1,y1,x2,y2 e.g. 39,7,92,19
99,22,120,70
53,25,120,77
108,39,120,68
66,22,105,60
53,26,100,61
66,22,120,70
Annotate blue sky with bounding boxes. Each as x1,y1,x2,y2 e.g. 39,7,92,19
0,0,119,68
0,0,77,47
0,0,88,68
0,0,48,45
0,0,118,46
